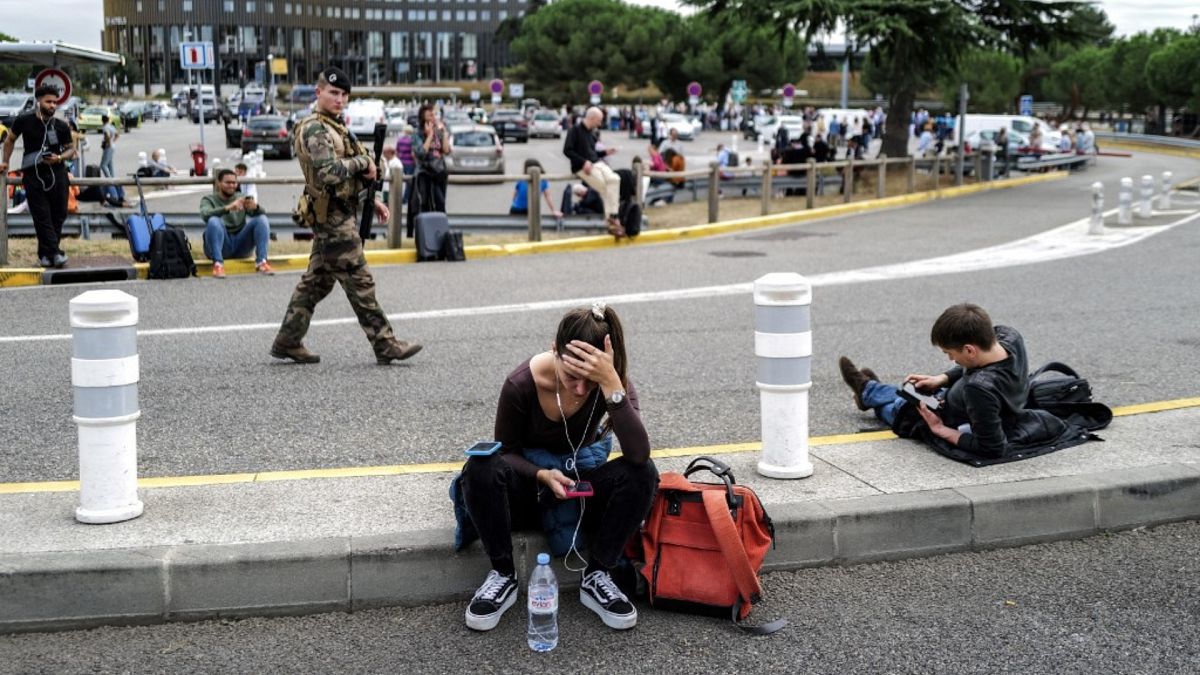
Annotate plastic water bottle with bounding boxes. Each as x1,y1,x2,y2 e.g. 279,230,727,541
527,552,559,652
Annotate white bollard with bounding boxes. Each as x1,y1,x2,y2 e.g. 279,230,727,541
731,133,739,155
1118,177,1133,225
1089,181,1104,235
1137,174,1154,219
1159,171,1173,210
754,273,814,479
70,290,144,524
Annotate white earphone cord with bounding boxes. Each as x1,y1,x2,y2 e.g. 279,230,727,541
555,368,601,573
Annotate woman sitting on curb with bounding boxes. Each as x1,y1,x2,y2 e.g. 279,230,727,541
452,303,657,632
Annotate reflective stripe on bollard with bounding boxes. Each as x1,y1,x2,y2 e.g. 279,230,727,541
1089,181,1104,235
70,290,144,524
1159,171,1173,210
1118,177,1133,225
754,273,814,479
1138,174,1154,219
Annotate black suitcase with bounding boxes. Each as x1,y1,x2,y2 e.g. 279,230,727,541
415,211,450,261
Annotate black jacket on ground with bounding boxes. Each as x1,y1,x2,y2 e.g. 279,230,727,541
563,122,600,173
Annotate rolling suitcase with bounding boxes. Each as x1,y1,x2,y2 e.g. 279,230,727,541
125,175,165,262
415,211,450,262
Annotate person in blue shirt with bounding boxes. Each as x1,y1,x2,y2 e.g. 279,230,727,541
510,159,563,218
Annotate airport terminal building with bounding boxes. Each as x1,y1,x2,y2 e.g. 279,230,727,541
102,0,524,95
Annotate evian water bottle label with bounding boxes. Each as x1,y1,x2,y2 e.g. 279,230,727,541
528,594,557,612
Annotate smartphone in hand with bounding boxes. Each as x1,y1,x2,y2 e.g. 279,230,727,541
562,480,594,498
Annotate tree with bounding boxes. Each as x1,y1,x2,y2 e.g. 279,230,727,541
1145,35,1200,133
1105,29,1179,118
0,32,33,91
684,0,1093,157
938,50,1022,113
1044,46,1110,118
510,0,681,101
656,13,807,104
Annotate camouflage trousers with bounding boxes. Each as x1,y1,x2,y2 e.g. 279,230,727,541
276,216,395,352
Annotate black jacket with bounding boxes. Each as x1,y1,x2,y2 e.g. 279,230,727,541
563,122,600,173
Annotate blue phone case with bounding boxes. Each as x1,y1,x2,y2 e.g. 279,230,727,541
465,441,501,456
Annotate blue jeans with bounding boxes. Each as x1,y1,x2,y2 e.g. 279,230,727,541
100,148,115,178
203,215,270,264
861,380,909,427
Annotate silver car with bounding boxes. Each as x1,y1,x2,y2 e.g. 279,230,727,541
530,110,562,139
445,124,504,175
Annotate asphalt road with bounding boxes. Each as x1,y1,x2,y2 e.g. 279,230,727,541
0,149,1197,482
2,520,1197,673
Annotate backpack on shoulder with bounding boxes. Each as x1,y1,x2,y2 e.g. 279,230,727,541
147,226,197,279
629,456,786,634
125,174,166,262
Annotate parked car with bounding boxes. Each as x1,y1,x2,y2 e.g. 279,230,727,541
659,113,694,141
445,124,504,175
442,110,472,126
77,105,113,132
491,109,528,143
189,96,222,123
241,114,293,159
530,110,562,139
148,101,177,119
289,85,317,106
345,99,386,136
118,101,147,129
743,114,774,140
0,93,33,127
386,109,408,133
467,106,489,125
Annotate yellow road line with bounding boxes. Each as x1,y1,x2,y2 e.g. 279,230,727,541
2,395,1196,495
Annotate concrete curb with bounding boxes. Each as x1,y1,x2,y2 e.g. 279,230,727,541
0,172,1066,288
3,461,1196,634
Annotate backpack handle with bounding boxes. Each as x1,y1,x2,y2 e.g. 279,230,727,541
1031,361,1080,379
684,456,740,511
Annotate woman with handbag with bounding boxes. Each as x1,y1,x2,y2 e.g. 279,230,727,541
413,102,450,213
457,303,657,633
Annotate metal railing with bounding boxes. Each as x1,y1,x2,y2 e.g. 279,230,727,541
1,150,1049,267
1095,132,1200,150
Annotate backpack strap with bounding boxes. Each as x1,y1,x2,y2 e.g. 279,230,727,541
1031,361,1080,379
702,490,786,635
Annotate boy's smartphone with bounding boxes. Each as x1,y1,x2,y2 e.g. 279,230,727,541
465,441,501,456
562,480,594,498
900,382,941,410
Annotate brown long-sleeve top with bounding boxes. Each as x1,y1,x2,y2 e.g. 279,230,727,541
494,357,651,478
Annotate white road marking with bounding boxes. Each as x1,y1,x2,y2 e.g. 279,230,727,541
2,208,1197,345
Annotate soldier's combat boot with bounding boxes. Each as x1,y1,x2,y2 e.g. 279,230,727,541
270,338,321,364
376,339,423,365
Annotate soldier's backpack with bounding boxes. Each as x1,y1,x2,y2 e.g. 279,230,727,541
147,226,197,279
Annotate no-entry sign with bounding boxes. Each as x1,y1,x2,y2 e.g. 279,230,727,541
34,68,71,105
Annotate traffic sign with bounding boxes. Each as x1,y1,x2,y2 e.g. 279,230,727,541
33,68,71,105
687,82,702,97
588,80,603,96
180,41,214,70
730,79,748,104
489,78,504,95
510,83,524,99
1019,94,1033,117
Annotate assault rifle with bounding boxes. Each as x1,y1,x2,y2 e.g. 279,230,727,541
358,122,388,242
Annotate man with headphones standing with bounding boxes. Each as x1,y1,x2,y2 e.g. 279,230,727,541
0,85,77,268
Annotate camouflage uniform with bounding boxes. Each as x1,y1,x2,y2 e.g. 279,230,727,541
275,111,396,354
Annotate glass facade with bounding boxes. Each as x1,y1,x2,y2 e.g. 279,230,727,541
101,0,517,94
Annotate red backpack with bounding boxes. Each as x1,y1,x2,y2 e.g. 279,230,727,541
632,456,786,634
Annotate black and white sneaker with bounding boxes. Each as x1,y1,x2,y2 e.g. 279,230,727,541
580,569,637,630
465,570,518,631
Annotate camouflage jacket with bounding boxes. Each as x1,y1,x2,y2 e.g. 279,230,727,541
294,111,370,210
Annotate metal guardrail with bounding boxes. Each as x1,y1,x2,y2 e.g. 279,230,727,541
1094,132,1200,150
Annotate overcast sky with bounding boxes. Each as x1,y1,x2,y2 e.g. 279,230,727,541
2,0,1196,50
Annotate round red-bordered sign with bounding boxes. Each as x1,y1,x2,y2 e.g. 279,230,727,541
588,80,603,96
34,68,72,105
489,78,505,94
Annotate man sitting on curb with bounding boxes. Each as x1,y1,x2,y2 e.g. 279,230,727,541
199,168,273,278
837,303,1097,465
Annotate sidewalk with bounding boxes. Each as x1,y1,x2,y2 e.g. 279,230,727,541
2,401,1198,634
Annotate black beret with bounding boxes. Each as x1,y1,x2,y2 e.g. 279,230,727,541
320,67,351,94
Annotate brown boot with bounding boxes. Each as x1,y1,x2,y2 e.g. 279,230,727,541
838,356,872,411
376,339,423,365
270,339,320,364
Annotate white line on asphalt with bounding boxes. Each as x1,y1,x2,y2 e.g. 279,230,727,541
3,208,1197,344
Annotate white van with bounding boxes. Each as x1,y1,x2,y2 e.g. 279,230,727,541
816,108,873,134
345,99,387,136
953,114,1062,152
